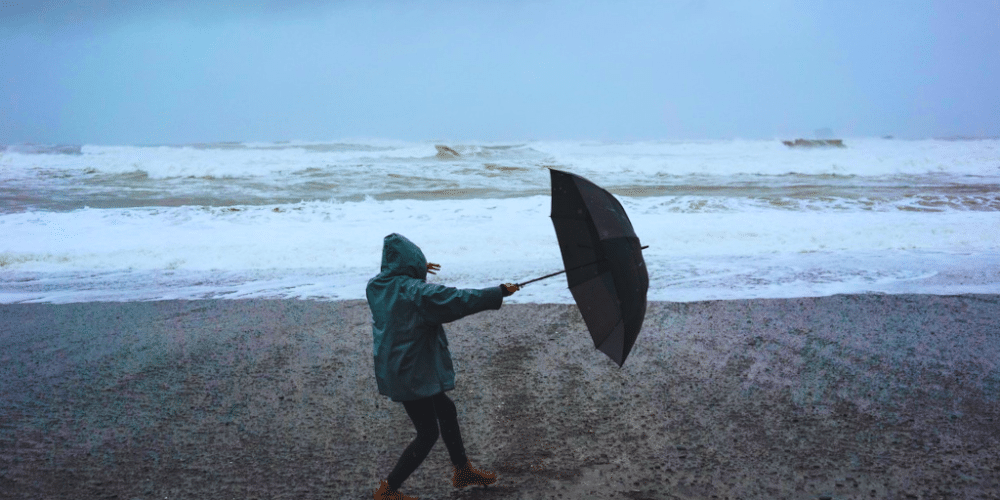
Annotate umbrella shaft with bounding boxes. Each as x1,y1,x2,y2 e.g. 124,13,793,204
518,245,648,287
517,269,567,287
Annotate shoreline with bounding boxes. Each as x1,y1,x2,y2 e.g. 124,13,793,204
2,295,998,498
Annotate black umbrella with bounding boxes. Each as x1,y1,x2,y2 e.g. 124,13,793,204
517,168,649,367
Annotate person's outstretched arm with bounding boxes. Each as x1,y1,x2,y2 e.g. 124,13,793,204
417,281,516,325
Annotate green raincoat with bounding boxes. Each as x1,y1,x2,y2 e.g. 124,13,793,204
366,233,504,402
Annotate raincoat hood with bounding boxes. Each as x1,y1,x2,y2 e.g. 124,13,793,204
366,233,504,402
378,233,428,281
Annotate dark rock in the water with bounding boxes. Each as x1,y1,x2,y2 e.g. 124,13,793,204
435,145,461,158
782,139,846,148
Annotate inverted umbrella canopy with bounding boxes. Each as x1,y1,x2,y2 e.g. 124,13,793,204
546,168,649,367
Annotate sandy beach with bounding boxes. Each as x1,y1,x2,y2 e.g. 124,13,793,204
1,295,998,499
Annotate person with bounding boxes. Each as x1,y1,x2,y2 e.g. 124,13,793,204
367,233,520,500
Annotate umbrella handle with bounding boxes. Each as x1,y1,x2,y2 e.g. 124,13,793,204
516,245,648,288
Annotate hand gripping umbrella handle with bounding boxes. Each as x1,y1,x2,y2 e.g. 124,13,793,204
516,245,648,288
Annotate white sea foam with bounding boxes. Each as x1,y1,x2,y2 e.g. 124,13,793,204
1,193,997,303
2,138,997,180
2,138,998,303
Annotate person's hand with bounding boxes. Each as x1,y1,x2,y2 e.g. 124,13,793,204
427,262,441,275
502,283,520,295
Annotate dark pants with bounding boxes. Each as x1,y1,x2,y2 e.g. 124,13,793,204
386,391,468,491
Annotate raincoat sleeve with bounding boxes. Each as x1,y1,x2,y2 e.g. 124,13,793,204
416,282,503,325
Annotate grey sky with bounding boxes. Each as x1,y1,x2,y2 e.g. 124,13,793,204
2,0,998,145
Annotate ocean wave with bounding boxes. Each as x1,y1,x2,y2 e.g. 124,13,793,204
433,143,549,161
1,144,82,155
1,196,996,270
186,141,400,153
1,197,998,303
3,138,997,181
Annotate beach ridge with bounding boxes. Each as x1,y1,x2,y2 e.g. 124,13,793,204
1,295,998,498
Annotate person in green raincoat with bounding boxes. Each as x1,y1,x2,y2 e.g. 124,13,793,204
368,233,519,500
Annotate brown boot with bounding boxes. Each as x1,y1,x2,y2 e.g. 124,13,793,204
452,460,497,488
373,479,420,500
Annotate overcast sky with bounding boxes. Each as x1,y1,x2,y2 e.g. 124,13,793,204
2,0,998,145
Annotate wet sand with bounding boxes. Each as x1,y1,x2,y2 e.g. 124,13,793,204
1,295,998,499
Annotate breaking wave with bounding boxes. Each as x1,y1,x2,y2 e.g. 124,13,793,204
1,144,82,155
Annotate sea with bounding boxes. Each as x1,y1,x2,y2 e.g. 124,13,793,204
1,138,998,304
